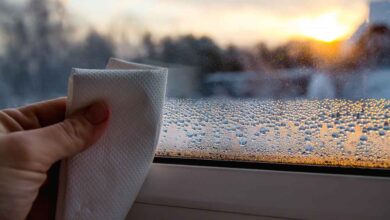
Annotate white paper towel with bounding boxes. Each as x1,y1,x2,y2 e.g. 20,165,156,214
55,58,168,220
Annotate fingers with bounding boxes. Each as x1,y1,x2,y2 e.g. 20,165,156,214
3,101,110,172
19,97,67,127
0,98,67,132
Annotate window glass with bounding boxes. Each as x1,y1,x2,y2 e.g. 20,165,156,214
158,99,389,168
0,0,389,168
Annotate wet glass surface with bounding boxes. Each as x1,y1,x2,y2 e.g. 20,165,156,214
156,99,390,169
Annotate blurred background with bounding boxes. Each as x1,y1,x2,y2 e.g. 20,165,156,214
0,0,389,108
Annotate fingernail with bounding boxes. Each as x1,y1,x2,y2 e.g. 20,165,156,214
84,102,110,125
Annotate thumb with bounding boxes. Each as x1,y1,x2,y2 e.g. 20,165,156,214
21,101,110,169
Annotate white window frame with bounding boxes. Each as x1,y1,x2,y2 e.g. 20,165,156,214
127,161,390,219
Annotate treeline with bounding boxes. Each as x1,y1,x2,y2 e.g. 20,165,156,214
0,0,115,106
140,34,245,75
139,24,390,73
1,0,389,106
139,33,320,74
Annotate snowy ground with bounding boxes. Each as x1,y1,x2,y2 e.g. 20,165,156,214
0,68,389,108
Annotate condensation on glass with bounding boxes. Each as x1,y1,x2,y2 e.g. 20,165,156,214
156,99,390,169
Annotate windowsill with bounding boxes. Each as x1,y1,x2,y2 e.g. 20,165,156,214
128,162,390,219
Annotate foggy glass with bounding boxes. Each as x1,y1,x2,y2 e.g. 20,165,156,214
0,0,389,168
158,99,389,168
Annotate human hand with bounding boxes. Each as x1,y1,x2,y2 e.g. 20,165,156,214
0,97,110,220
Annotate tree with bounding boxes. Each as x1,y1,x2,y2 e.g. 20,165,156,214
222,45,244,72
142,32,157,59
0,0,115,106
69,31,115,69
355,24,390,68
0,0,69,98
145,34,225,74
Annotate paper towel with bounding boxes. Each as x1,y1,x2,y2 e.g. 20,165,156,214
55,58,168,220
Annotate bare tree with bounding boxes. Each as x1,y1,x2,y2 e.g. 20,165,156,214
0,0,115,107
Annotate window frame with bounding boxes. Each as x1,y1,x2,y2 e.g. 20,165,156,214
128,162,390,219
154,157,390,177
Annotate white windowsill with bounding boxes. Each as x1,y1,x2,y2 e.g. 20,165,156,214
127,163,390,219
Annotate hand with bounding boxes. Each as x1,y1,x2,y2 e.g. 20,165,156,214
0,97,110,220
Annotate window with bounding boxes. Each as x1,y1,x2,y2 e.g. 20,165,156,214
2,1,389,219
0,0,389,172
157,99,389,171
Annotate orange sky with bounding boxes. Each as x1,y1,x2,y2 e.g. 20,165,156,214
63,0,369,46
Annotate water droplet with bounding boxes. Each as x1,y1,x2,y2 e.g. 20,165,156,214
239,137,247,146
305,145,314,152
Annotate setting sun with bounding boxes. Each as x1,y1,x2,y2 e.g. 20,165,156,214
63,0,367,46
295,12,353,42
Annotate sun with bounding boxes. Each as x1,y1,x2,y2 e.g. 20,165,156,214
295,12,351,42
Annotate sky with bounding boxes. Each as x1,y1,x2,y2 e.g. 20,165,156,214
61,0,368,46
